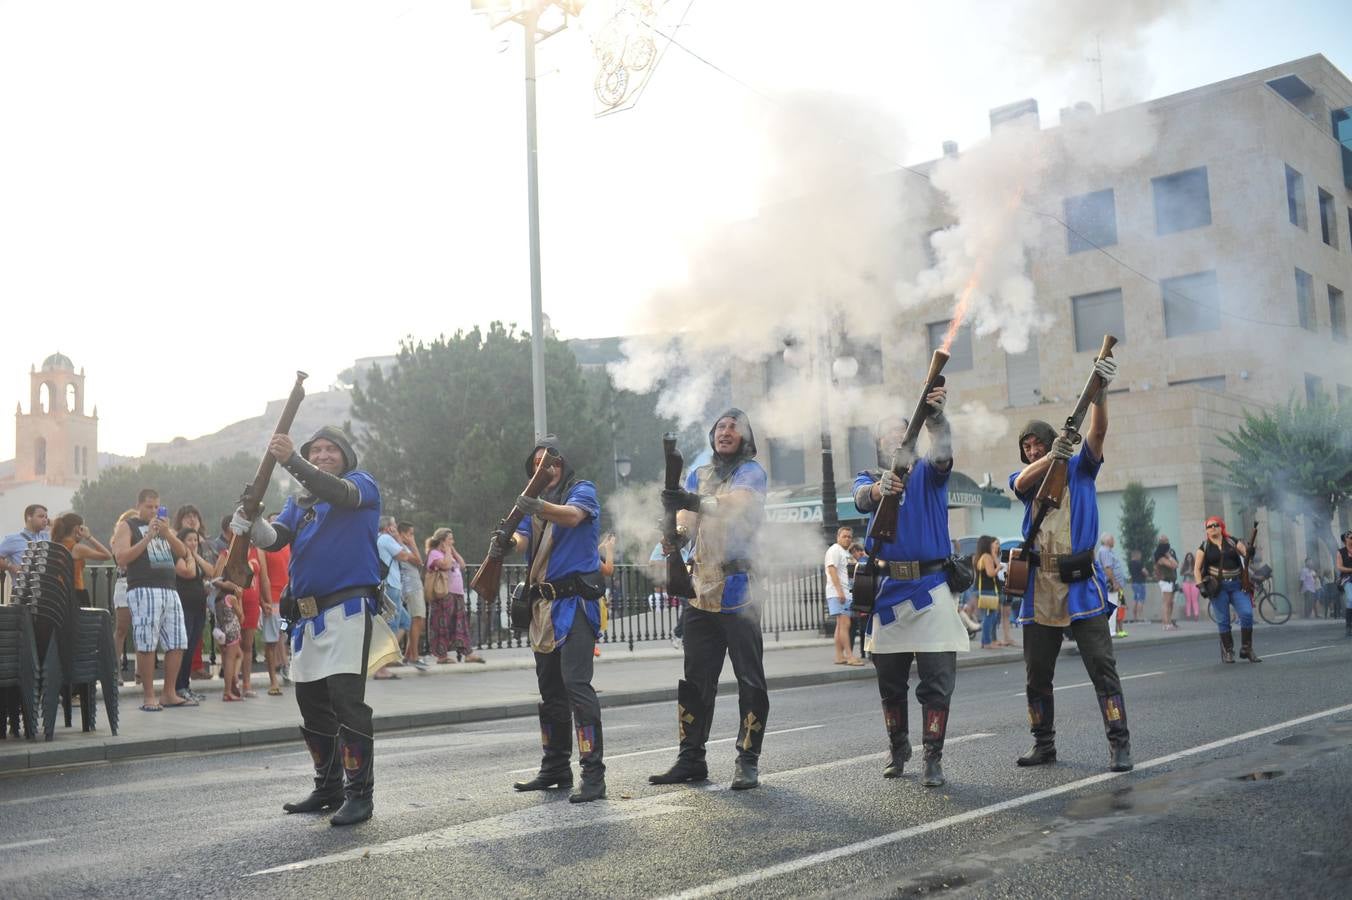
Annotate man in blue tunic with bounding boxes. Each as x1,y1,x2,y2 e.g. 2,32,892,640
650,408,769,790
231,425,389,826
853,386,968,787
1009,356,1132,773
494,436,608,804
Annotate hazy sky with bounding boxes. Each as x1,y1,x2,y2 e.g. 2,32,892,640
3,0,1349,457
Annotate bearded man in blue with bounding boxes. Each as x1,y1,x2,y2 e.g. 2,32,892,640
1009,355,1132,774
491,436,608,804
853,385,968,788
650,409,769,791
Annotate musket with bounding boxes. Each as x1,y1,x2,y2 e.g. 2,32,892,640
868,350,949,544
222,371,308,588
469,447,561,603
661,433,697,600
1240,520,1259,595
1004,335,1117,597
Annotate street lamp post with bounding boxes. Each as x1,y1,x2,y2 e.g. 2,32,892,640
784,329,857,543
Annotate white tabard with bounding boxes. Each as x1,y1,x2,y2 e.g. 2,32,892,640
866,582,972,654
290,595,380,683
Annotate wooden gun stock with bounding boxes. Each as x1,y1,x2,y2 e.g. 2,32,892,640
1240,520,1259,595
469,448,561,603
869,350,949,544
223,371,307,589
661,433,697,600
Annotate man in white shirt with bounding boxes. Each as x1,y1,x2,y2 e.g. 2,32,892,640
824,526,863,666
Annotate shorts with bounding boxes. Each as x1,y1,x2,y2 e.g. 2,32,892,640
404,588,426,619
113,577,129,609
1158,580,1175,593
260,611,282,643
127,586,188,652
1131,583,1146,601
240,594,261,631
827,596,851,616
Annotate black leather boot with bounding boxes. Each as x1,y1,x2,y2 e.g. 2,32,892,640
881,700,912,779
920,706,948,787
514,705,574,791
1016,695,1057,766
649,680,711,784
569,722,606,803
1239,627,1262,663
330,726,374,826
729,697,768,790
283,726,345,814
1220,631,1235,663
1099,693,1133,772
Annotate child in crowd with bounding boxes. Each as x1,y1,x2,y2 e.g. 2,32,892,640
214,591,244,701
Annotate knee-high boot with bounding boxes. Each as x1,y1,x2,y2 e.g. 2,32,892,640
1239,627,1262,663
569,721,606,803
514,704,575,791
1098,693,1133,772
1219,631,1236,663
881,701,911,778
330,725,374,826
649,680,711,784
1016,695,1057,766
731,693,768,790
921,706,949,787
283,726,344,814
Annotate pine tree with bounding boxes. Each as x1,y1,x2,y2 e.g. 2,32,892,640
1118,481,1158,563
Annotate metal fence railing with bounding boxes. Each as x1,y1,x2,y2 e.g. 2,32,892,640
1,563,834,664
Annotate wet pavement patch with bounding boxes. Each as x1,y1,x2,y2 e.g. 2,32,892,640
1274,733,1323,746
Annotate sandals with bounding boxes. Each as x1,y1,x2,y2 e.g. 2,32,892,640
267,686,284,696
163,698,199,708
436,657,455,665
139,703,163,712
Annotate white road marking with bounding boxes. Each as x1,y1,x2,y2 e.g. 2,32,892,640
1010,671,1164,697
506,724,826,774
0,838,55,851
660,702,1352,899
1262,645,1333,659
750,732,995,784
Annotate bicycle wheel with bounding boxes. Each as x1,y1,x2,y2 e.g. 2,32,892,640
1259,591,1292,625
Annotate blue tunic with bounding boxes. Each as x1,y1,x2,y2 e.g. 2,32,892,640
1009,449,1114,624
275,470,382,600
687,460,767,612
854,458,951,624
516,480,602,647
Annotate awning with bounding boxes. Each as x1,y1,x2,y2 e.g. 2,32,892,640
764,472,1010,525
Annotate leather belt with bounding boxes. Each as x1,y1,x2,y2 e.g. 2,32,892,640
527,572,595,602
1208,566,1242,580
296,586,371,619
884,558,946,581
1025,552,1071,570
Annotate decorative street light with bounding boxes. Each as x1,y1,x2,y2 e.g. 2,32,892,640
783,329,858,541
473,1,587,440
614,454,632,487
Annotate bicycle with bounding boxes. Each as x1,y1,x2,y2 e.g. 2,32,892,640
1206,574,1291,626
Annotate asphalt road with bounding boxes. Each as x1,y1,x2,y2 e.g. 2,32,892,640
2,625,1350,899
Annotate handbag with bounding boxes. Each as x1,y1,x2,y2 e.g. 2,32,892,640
943,554,975,594
1199,575,1221,599
424,567,451,602
509,583,532,631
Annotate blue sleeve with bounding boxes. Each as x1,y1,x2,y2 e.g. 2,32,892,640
566,481,601,522
731,462,768,496
684,469,698,492
349,471,381,509
919,457,951,489
1074,447,1101,481
852,470,877,493
1009,471,1033,503
516,516,532,540
276,498,301,532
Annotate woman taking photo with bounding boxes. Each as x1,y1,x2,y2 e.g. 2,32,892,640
972,536,1002,649
1193,516,1261,664
51,513,113,607
173,528,215,702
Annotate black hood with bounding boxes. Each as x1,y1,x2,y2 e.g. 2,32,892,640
1017,420,1057,465
300,426,358,474
524,434,577,505
708,408,757,480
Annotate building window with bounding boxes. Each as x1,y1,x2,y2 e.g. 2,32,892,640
1285,165,1307,229
35,438,46,475
1152,166,1211,235
1319,188,1339,248
767,438,805,487
1071,288,1126,352
1161,270,1220,337
847,426,876,475
1064,189,1117,253
1170,376,1226,392
1296,269,1316,330
1331,286,1347,342
1005,335,1041,407
82,446,89,475
73,446,80,474
926,320,973,371
1305,374,1323,404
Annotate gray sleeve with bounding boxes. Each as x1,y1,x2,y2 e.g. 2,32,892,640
854,481,879,512
280,452,362,509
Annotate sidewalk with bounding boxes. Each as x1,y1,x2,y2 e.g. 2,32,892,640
1,617,1338,772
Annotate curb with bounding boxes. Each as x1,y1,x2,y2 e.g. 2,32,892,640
0,626,1262,773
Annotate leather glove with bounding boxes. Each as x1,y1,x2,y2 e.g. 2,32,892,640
661,488,701,513
228,507,276,547
515,494,545,516
1049,435,1075,461
1094,357,1118,387
488,529,513,559
878,470,903,496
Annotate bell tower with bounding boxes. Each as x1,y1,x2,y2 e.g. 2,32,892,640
13,352,99,486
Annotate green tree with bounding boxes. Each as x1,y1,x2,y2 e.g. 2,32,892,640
71,453,285,542
1118,481,1158,563
1215,394,1352,562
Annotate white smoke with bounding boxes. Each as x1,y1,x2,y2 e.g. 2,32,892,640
948,401,1012,452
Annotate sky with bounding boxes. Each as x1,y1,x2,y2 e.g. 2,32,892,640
2,0,1350,458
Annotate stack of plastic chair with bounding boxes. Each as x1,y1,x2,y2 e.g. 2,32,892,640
12,541,118,739
0,604,40,740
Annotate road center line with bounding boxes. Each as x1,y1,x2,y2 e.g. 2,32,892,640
507,724,826,774
660,702,1352,899
0,838,55,851
1010,670,1164,697
1261,645,1333,659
